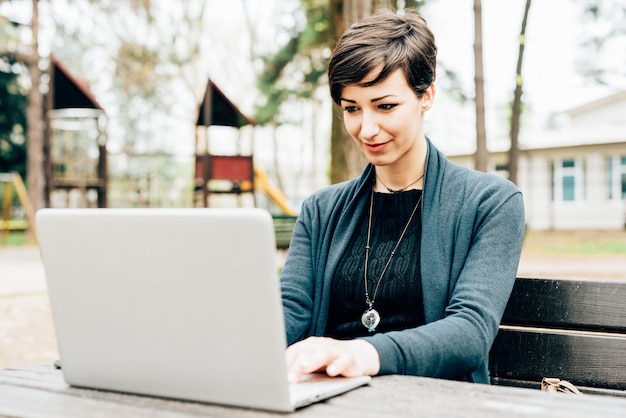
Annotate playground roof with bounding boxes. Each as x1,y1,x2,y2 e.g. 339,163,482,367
196,79,255,128
48,54,105,112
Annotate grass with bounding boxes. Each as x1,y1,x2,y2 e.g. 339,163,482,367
0,232,33,247
523,229,626,255
3,229,626,256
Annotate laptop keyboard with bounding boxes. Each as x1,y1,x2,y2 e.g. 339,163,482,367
289,373,342,400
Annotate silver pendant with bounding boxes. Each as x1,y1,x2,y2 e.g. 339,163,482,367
361,307,381,332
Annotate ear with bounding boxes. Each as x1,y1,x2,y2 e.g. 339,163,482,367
421,83,436,111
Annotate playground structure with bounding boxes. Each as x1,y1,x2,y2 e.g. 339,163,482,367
44,55,108,209
194,78,297,216
0,172,37,244
3,60,296,245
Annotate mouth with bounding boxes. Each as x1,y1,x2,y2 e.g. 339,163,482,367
363,141,390,153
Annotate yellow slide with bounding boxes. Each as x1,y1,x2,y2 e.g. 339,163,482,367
253,167,297,216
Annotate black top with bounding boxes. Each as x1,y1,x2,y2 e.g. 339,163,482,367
325,190,425,338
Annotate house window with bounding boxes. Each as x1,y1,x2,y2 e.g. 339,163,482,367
562,175,575,201
622,157,626,200
550,161,555,201
607,156,626,201
554,158,584,202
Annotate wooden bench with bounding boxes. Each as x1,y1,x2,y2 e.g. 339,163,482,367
489,276,626,397
272,215,297,250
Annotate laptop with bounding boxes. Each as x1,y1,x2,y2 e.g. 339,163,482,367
36,208,370,412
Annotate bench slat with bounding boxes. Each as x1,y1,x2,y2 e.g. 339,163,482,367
490,326,626,391
491,277,626,395
501,277,626,333
490,377,626,398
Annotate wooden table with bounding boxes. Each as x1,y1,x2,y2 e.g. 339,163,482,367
2,364,626,417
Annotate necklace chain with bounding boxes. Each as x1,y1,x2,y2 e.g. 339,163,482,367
376,173,424,194
363,184,423,320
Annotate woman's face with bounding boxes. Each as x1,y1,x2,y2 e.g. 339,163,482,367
340,68,434,169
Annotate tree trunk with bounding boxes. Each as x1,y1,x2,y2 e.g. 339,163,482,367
329,0,393,184
509,0,532,185
26,0,44,212
473,0,488,172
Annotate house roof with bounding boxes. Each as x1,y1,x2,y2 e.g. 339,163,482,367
565,90,626,118
444,89,626,157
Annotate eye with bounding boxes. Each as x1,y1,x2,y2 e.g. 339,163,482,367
343,106,359,114
378,103,397,111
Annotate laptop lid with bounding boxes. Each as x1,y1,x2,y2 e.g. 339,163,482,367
36,208,369,412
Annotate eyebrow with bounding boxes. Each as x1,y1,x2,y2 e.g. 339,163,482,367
340,94,396,104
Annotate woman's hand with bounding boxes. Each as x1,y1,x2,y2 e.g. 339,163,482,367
285,336,380,383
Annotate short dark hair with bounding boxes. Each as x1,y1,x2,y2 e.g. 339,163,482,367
328,9,437,104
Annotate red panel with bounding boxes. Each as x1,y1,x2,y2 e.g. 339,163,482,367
195,157,203,180
209,155,253,181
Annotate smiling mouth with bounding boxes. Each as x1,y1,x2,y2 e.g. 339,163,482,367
364,141,389,152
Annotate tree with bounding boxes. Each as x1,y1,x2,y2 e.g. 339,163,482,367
0,3,43,235
253,0,331,193
473,0,487,173
255,0,329,126
575,0,626,88
0,53,28,180
329,0,395,184
508,0,531,185
0,1,45,211
75,0,211,153
25,0,44,211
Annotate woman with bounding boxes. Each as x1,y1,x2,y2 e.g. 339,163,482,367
281,9,525,385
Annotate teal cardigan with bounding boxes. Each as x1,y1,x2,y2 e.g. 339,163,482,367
280,139,525,383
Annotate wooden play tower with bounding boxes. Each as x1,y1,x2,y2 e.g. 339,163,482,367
44,55,108,208
194,79,256,208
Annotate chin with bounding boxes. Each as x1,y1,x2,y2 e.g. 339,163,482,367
366,157,393,167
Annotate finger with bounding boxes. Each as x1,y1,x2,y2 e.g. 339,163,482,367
300,349,334,374
286,338,320,369
286,346,308,383
288,353,330,383
285,344,298,369
326,353,357,377
286,344,324,382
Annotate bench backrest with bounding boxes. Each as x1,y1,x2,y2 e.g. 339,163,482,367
489,276,626,395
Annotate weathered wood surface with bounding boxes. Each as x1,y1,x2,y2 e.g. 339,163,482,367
490,277,626,393
2,364,626,417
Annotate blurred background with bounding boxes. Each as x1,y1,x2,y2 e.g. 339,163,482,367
0,0,625,369
0,0,624,218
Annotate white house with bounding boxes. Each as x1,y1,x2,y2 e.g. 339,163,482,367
447,91,626,230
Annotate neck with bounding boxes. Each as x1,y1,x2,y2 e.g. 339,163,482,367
374,139,427,193
374,167,425,193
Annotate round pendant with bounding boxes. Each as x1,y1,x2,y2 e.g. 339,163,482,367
361,308,381,332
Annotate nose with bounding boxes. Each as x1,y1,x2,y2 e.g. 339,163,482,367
359,110,380,141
